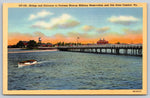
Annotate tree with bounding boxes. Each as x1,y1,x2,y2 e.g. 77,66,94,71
16,41,25,48
27,40,37,49
116,42,120,44
57,42,61,46
62,42,64,46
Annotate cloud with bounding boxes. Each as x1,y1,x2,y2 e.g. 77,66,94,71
31,21,52,29
8,32,47,45
82,25,94,32
28,10,54,20
103,28,143,44
54,33,67,38
8,30,142,45
67,32,98,39
123,28,142,34
108,16,139,25
96,27,110,33
31,14,80,29
33,32,45,37
82,25,110,33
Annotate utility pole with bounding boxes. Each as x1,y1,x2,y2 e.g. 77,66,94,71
77,37,79,47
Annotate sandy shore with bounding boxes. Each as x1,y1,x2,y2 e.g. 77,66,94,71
8,49,58,54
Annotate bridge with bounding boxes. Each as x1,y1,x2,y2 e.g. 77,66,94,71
57,44,142,56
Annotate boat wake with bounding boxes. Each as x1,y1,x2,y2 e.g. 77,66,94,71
37,61,53,64
18,60,55,68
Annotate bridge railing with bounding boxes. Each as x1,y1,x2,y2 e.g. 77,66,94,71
58,44,142,48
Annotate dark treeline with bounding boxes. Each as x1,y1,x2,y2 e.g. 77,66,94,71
8,40,82,49
54,42,82,46
8,40,38,49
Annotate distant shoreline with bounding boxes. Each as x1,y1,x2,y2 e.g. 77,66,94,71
8,49,58,54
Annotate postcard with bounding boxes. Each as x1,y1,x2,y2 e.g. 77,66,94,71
3,3,147,95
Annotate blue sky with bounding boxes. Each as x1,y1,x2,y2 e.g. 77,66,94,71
8,7,143,44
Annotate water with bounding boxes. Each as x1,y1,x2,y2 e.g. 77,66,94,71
8,49,142,90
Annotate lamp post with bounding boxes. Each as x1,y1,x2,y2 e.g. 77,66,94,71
77,37,79,47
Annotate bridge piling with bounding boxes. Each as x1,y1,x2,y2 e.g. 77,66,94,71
57,44,142,56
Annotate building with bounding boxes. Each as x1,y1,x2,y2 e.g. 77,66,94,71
22,41,28,47
46,43,52,47
97,38,109,44
39,43,52,47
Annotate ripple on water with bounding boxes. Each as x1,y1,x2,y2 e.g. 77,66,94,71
8,51,142,90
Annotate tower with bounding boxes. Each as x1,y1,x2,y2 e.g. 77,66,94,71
39,37,41,44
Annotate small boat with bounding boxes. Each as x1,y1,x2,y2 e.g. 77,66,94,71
18,60,37,68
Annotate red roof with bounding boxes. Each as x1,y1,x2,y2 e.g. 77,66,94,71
97,39,109,44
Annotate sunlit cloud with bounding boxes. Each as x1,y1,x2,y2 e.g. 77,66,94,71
68,32,99,39
82,25,94,32
96,27,110,33
8,32,46,45
34,32,46,37
28,10,54,20
104,28,142,44
31,21,52,29
31,14,80,29
123,28,142,34
8,28,143,45
108,16,139,25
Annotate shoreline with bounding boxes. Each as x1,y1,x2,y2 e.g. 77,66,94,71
8,49,58,54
